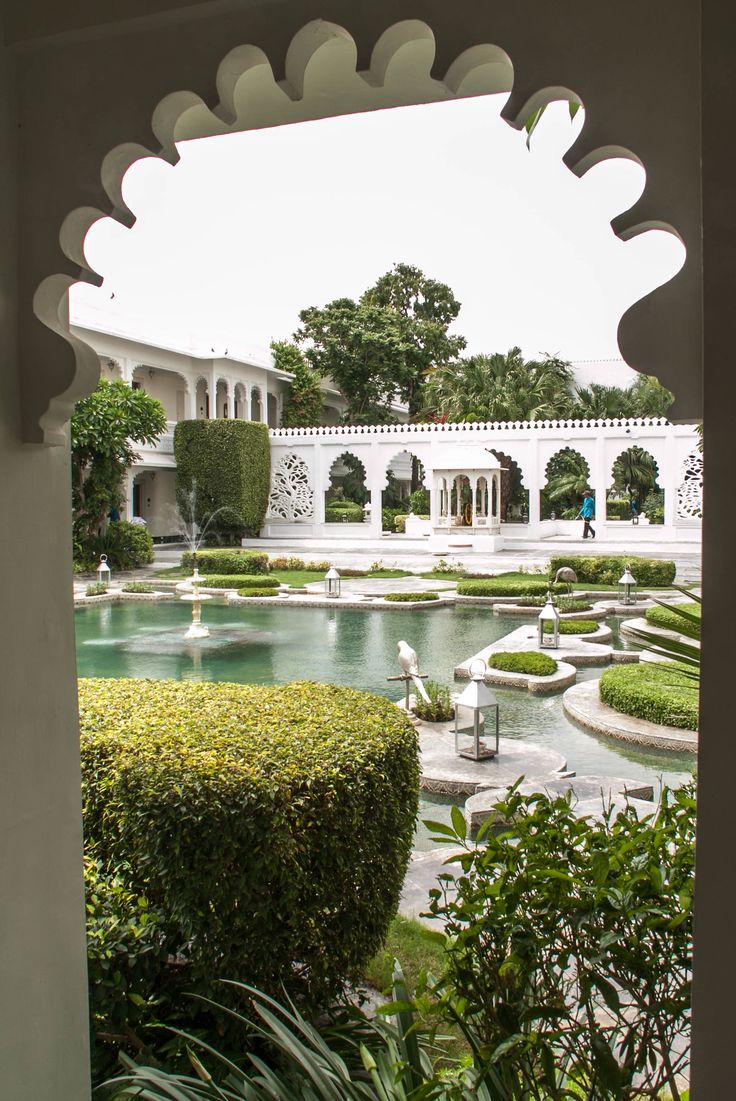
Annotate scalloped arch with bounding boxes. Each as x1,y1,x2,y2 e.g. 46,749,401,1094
30,16,688,444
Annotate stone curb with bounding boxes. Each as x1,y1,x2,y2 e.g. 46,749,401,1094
563,679,698,752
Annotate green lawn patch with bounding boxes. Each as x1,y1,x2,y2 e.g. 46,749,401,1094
599,662,698,730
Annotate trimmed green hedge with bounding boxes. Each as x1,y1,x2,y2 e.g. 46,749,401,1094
200,574,280,589
458,579,566,598
556,619,599,635
325,502,364,523
80,678,420,1009
548,554,676,586
175,420,270,540
85,582,108,597
487,651,557,676
181,549,270,575
646,602,701,636
383,591,440,603
599,663,698,730
121,582,157,594
237,587,281,597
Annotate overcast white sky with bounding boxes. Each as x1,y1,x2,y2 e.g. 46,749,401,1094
72,95,685,384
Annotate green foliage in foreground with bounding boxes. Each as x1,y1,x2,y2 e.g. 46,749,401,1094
181,549,270,574
200,574,280,589
80,678,420,1062
425,783,694,1100
513,596,593,612
599,662,699,730
86,520,155,572
109,785,694,1101
645,602,701,637
486,650,557,676
121,582,157,594
383,591,440,603
458,578,566,597
548,554,676,587
85,582,109,597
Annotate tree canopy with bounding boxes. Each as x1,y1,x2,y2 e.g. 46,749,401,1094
295,297,414,424
360,263,466,416
271,341,323,428
71,378,167,542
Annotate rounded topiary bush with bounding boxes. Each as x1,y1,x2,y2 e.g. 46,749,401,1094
486,651,557,676
383,591,440,602
599,663,698,730
645,602,701,635
548,554,676,587
79,679,419,1007
89,520,154,570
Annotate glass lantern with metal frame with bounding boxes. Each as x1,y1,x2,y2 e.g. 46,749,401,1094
618,565,638,605
538,592,560,648
96,554,111,590
324,565,341,599
454,659,500,761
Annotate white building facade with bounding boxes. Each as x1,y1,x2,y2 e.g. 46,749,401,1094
265,418,702,547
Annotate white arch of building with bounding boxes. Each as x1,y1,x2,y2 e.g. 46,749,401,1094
264,418,702,546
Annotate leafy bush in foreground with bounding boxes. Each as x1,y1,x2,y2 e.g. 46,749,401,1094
513,596,593,612
599,662,699,730
383,591,440,602
426,783,694,1100
85,582,108,597
121,582,157,593
80,678,420,1013
486,651,557,676
548,554,676,586
554,618,599,635
181,549,269,574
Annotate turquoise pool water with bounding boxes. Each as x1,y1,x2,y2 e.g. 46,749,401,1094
75,599,695,800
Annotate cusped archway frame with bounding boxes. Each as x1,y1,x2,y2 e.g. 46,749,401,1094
29,15,698,444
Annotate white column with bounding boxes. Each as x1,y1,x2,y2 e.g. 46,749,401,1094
245,383,253,420
593,435,607,527
367,443,384,538
470,474,478,528
527,436,541,528
662,432,677,528
312,445,324,528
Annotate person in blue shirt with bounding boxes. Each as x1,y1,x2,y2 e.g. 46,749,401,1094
577,490,595,539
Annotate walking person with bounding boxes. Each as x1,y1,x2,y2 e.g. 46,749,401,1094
578,490,596,539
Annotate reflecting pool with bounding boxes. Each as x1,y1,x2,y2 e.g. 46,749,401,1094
76,599,695,801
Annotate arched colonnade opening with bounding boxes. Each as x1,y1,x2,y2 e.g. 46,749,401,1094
606,446,664,524
540,447,592,520
382,450,428,531
325,451,368,523
489,449,529,523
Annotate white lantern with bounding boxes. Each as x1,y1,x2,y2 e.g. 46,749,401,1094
538,592,560,648
325,565,341,599
96,554,111,590
454,659,499,761
618,565,638,605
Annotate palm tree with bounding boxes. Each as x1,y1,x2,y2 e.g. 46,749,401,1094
420,348,574,423
611,446,659,506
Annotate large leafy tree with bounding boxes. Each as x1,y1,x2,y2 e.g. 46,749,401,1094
71,378,167,543
271,341,323,428
361,263,466,416
611,446,659,504
421,348,575,423
294,297,413,424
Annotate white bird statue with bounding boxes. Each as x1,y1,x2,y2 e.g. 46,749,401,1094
397,640,431,703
